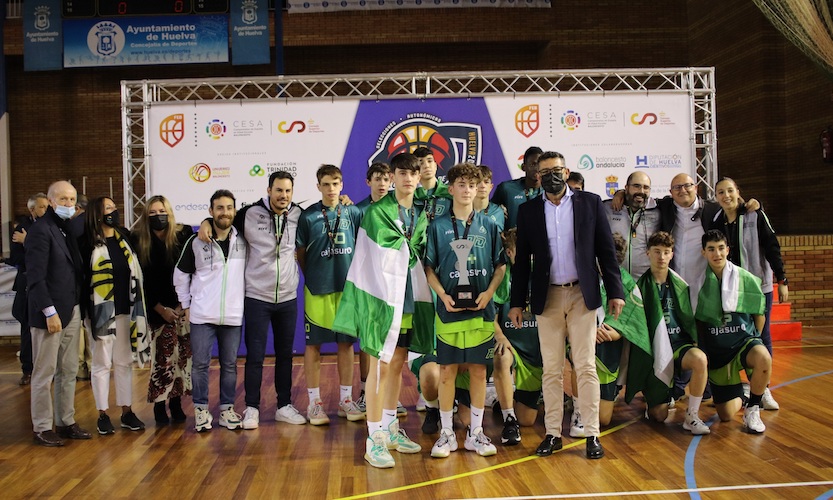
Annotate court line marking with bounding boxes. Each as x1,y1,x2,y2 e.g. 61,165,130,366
816,488,833,500
334,419,639,500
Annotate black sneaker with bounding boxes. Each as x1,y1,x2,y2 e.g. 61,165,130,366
422,407,440,434
97,414,115,435
501,414,521,445
121,411,146,431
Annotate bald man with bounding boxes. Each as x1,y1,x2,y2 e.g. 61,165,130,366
603,171,660,278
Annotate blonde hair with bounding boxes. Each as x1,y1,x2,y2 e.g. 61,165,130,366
134,195,183,267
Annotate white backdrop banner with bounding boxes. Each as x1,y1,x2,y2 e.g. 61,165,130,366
147,93,693,224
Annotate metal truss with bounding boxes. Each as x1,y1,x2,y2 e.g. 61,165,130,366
121,68,716,226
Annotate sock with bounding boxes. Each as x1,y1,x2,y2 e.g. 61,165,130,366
502,407,516,422
382,409,397,430
688,395,703,416
340,385,352,403
748,392,763,408
424,399,439,409
308,387,320,403
572,396,580,412
470,405,484,431
440,410,453,431
367,420,384,435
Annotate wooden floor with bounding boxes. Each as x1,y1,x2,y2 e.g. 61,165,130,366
2,329,833,500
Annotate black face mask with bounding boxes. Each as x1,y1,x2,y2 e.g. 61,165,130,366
149,214,169,231
541,171,566,195
102,209,120,228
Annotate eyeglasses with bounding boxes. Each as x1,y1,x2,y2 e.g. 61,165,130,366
539,167,566,176
628,183,651,191
670,183,695,192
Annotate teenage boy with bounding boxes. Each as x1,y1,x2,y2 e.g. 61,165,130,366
174,190,247,432
474,165,505,232
695,230,770,434
425,162,506,459
296,165,365,425
630,231,710,435
491,146,542,229
333,153,435,469
356,162,392,215
414,146,452,224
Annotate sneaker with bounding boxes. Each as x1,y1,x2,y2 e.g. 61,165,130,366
365,430,395,468
484,385,498,408
396,401,407,417
416,394,427,412
683,412,711,435
307,400,330,426
569,410,585,438
743,405,765,434
422,407,440,434
219,408,243,430
501,415,521,445
338,399,365,422
431,428,458,458
387,421,421,453
464,426,497,457
761,388,780,410
97,414,115,435
120,411,145,431
195,407,213,432
242,407,259,430
275,404,307,425
668,397,677,409
356,392,367,414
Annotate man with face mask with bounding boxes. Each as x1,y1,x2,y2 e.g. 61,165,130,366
603,171,660,279
26,181,92,446
508,151,624,460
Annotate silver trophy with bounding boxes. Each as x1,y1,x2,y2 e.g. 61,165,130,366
449,239,477,309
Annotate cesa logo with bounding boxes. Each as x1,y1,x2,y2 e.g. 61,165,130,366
277,121,306,134
205,119,226,140
630,113,658,125
561,110,581,131
515,105,539,138
189,163,211,183
160,114,185,148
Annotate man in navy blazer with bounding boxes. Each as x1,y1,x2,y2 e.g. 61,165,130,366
509,152,624,460
26,181,91,446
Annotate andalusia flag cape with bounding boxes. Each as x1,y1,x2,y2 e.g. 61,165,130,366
626,269,696,403
333,194,435,363
695,261,765,325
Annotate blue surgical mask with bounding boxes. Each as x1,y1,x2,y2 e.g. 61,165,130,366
54,205,76,220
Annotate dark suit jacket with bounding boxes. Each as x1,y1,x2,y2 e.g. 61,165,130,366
9,216,34,293
511,189,624,314
25,207,83,329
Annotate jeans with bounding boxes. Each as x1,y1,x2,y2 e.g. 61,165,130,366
243,298,298,409
190,323,241,409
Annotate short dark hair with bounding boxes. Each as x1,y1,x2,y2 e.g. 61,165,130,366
648,231,674,249
523,146,543,165
390,153,419,173
210,189,236,209
316,164,342,183
567,172,584,189
446,163,482,185
269,170,294,188
366,162,391,181
702,229,728,249
477,165,493,182
412,147,433,159
538,151,565,164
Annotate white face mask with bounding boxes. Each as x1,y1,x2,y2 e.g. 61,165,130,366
54,205,76,220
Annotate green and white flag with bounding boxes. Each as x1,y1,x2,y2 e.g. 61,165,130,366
695,261,765,326
333,194,434,363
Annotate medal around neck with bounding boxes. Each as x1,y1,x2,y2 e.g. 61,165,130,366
449,239,478,309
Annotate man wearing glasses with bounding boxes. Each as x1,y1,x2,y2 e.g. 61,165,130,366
603,171,660,279
508,151,624,460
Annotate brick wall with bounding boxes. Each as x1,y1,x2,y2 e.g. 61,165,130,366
779,235,833,324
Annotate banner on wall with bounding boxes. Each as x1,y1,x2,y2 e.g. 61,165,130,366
23,0,63,71
231,0,270,65
146,93,693,224
63,15,229,68
288,0,551,14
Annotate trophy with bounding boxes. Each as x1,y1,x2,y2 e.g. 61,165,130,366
449,239,478,309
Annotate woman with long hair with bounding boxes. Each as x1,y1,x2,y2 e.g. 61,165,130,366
82,196,150,435
132,195,194,424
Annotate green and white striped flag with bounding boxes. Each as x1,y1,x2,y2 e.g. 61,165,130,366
641,270,695,387
695,261,765,326
333,194,434,363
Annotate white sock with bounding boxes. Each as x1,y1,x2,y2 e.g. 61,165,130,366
470,405,484,431
367,420,383,435
424,398,439,409
340,385,352,403
502,407,516,422
688,395,703,416
440,410,453,431
308,387,320,403
382,409,397,429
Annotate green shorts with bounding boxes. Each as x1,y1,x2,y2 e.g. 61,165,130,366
642,344,696,408
304,288,354,346
437,328,495,366
708,338,763,404
512,348,543,408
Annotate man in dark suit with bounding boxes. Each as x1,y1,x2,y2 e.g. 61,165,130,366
26,181,91,446
509,151,624,460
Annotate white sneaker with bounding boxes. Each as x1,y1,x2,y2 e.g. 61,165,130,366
307,400,330,426
242,407,259,430
356,392,367,414
683,412,711,435
365,430,395,468
386,421,421,453
743,405,766,434
338,399,365,422
195,407,213,433
761,388,780,410
464,426,497,457
219,408,243,430
431,428,458,458
484,385,498,408
275,404,307,425
569,410,586,438
416,394,427,412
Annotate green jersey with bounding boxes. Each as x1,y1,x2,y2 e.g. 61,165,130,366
491,178,541,229
296,202,363,295
698,311,759,368
425,210,504,327
478,202,505,232
415,179,453,224
356,196,374,215
657,281,695,351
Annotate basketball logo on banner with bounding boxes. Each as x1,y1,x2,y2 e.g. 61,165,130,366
514,105,539,138
160,114,185,148
189,163,211,182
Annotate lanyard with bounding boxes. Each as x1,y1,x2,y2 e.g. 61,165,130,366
630,208,644,239
426,197,437,222
450,210,475,241
398,204,416,240
274,210,289,246
322,204,342,258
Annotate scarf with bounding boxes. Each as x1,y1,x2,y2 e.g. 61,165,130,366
695,260,765,326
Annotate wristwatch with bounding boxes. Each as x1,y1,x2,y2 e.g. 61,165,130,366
777,278,788,286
